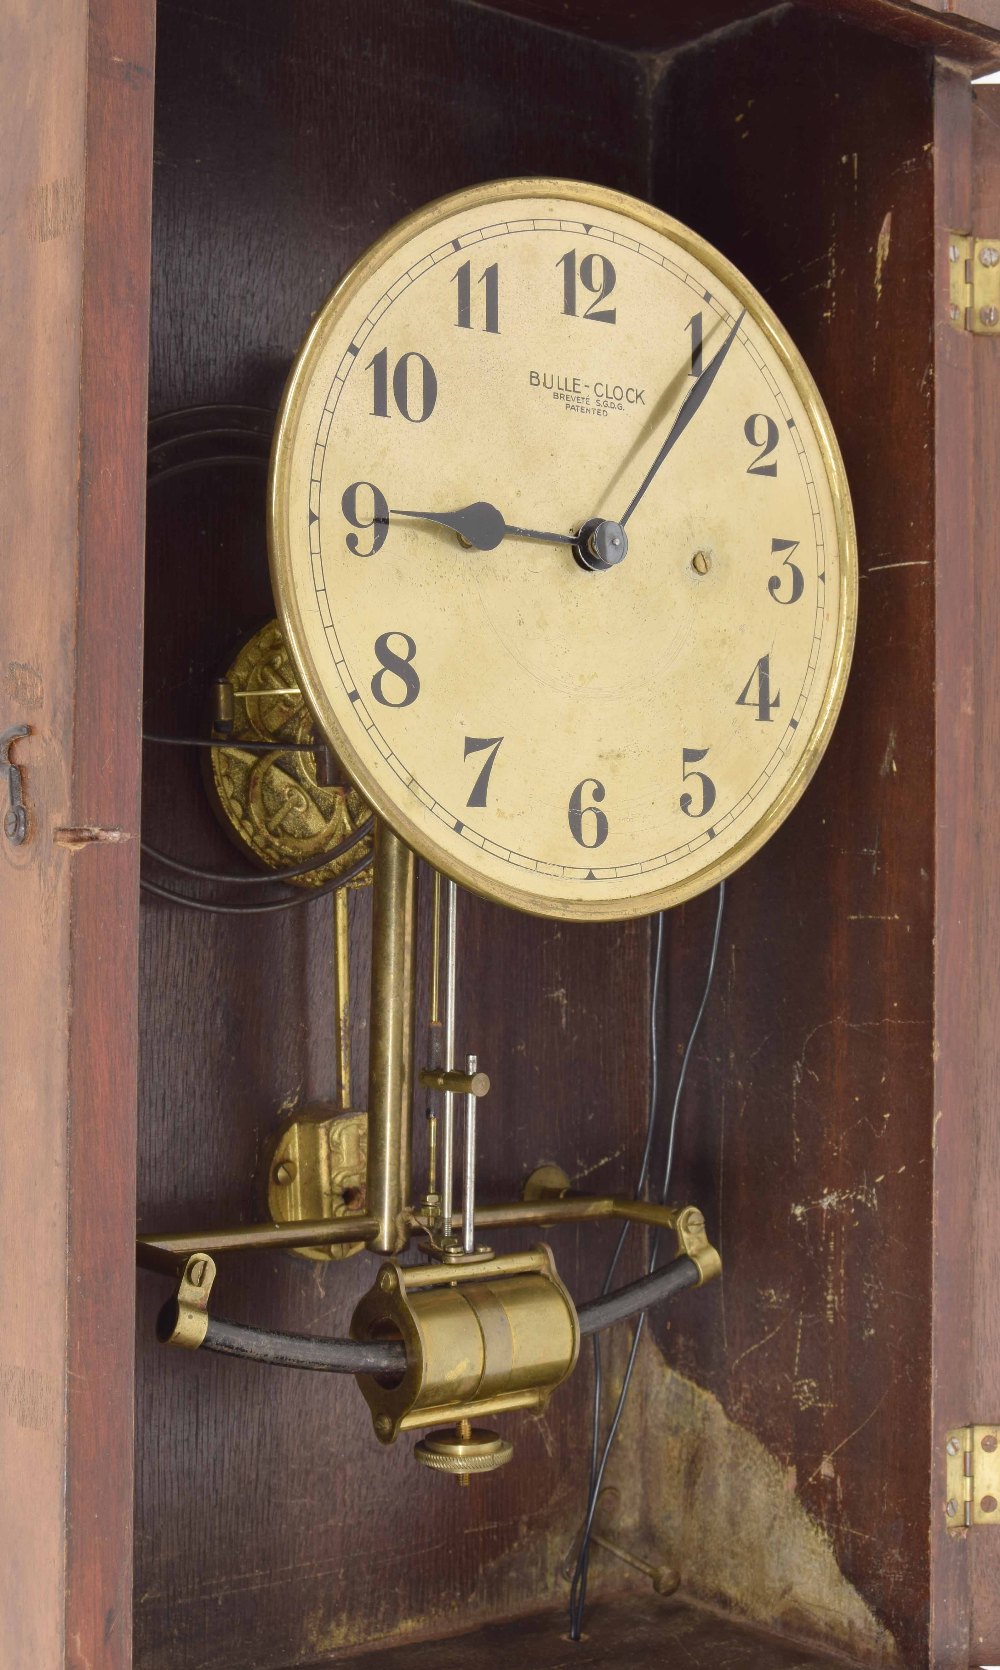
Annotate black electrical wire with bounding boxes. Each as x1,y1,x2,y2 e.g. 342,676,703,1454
141,815,374,887
140,847,373,915
187,1252,701,1373
568,880,726,1641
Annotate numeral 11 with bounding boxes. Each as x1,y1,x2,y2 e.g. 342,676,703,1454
454,260,500,333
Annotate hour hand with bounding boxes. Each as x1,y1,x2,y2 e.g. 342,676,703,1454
390,500,575,551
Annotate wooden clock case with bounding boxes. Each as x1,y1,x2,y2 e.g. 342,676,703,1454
2,2,1000,1668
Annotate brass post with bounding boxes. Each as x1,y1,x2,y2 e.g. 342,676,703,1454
367,820,416,1252
334,886,351,1111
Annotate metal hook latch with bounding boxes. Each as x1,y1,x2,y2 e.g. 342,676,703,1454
1,726,29,845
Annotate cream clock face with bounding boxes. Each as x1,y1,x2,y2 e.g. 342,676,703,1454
270,179,856,921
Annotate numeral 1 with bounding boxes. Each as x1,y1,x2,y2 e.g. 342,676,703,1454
688,312,704,377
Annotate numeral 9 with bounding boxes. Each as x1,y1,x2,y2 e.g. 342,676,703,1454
342,481,389,557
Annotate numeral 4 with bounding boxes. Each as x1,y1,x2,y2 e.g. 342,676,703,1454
736,655,780,722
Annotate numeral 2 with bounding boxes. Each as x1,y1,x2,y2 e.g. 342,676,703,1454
745,413,779,476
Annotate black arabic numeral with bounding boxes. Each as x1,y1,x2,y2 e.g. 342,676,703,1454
745,413,779,476
370,632,420,708
680,748,716,818
367,347,438,422
557,249,617,324
736,655,781,722
688,312,704,377
454,260,500,333
463,736,504,807
342,481,389,557
568,778,609,848
768,537,804,605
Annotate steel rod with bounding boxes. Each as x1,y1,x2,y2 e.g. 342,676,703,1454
462,1053,478,1254
440,877,458,1239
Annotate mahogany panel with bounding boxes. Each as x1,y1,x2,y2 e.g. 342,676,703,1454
137,5,654,1667
646,11,938,1666
0,2,153,1668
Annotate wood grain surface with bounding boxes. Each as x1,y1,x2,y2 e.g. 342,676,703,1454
137,5,654,1667
931,70,1000,1668
647,12,939,1666
0,1,154,1668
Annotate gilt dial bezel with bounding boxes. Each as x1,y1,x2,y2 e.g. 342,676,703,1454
269,176,858,921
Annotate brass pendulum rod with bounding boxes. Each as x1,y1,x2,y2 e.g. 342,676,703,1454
334,886,351,1111
366,821,416,1253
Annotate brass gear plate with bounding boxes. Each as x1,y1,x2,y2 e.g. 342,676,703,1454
208,618,372,888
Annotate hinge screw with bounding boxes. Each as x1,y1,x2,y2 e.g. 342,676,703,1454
980,305,1000,328
949,243,961,263
950,303,962,322
982,1434,998,1453
946,1498,958,1518
979,246,1000,268
946,1436,961,1456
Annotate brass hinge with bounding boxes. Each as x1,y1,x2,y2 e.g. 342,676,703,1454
948,235,1000,333
945,1425,1000,1529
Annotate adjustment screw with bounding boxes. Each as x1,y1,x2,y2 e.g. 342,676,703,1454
980,305,1000,328
946,1498,958,1518
378,1268,397,1293
692,550,712,576
374,1415,393,1438
979,246,1000,268
946,1436,961,1456
274,1160,296,1186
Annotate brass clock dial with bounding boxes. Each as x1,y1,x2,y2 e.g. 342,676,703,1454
270,178,857,920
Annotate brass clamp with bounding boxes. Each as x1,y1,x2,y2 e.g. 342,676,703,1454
154,1252,218,1350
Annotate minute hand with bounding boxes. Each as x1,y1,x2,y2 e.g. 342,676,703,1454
618,308,746,531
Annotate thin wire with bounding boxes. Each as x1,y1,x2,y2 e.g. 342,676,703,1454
141,815,374,885
140,849,372,914
142,731,318,754
568,880,726,1640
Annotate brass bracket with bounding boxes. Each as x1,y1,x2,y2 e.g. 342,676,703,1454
156,1253,217,1350
945,1425,1000,1530
267,1104,369,1261
948,234,1000,333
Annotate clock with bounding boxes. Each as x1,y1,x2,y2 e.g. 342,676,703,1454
269,177,856,920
